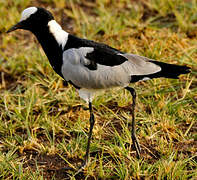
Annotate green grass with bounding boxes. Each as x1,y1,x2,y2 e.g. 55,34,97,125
0,0,197,179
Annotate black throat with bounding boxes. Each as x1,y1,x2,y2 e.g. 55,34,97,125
32,26,64,78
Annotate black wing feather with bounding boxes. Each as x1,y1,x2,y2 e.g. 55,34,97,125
64,34,128,68
85,47,127,66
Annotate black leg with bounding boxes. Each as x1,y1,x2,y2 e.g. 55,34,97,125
82,102,95,166
125,87,141,159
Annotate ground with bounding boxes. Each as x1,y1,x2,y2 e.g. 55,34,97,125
0,0,196,179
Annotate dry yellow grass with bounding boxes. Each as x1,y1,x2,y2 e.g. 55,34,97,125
0,0,196,179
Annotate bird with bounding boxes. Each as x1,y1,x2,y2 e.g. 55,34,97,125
7,7,190,167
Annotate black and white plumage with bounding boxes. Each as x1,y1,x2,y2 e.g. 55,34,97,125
7,7,190,167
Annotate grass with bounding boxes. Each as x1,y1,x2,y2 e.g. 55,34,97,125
0,0,197,179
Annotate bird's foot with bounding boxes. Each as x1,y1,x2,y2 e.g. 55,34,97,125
73,158,89,176
79,158,88,169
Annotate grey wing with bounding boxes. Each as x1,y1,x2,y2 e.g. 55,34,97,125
61,47,131,89
79,49,162,76
61,48,162,89
119,53,161,75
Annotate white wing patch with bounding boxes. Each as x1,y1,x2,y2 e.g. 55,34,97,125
62,47,94,66
20,7,38,21
48,20,68,49
78,47,94,66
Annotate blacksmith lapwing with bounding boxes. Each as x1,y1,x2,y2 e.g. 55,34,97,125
7,7,190,166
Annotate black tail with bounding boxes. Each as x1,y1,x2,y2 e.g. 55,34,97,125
131,61,191,83
150,61,191,78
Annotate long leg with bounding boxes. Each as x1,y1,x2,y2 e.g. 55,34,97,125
82,101,95,166
125,87,141,159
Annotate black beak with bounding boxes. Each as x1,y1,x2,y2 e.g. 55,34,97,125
7,21,23,33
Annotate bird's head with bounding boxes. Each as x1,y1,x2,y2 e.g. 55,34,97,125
7,7,54,33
